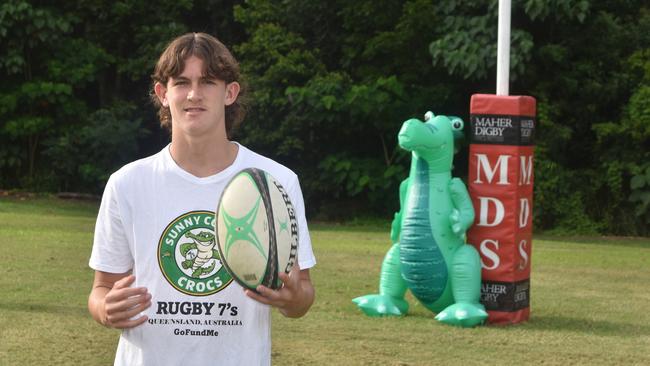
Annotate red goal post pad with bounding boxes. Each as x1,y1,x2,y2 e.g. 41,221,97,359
467,94,536,325
469,94,536,146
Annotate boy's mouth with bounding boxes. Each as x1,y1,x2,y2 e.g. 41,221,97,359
184,107,206,112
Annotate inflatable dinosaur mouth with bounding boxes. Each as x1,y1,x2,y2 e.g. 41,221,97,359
397,132,411,143
397,135,420,150
398,134,441,151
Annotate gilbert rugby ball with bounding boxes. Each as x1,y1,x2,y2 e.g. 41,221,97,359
215,168,298,291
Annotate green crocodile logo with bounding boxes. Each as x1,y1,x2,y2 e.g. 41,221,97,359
158,211,232,296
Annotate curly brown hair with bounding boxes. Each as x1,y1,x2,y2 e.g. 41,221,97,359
150,33,246,138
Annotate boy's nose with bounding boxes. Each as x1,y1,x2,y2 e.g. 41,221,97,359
187,88,202,101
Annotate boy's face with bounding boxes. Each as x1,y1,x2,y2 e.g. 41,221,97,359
155,55,239,138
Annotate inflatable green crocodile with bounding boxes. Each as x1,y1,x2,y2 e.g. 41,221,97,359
353,112,487,327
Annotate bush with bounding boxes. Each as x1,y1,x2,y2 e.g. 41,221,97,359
44,103,146,193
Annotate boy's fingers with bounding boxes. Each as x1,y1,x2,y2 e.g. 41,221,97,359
117,286,148,298
106,297,152,325
113,275,135,289
115,299,152,322
278,272,289,283
112,314,149,329
277,272,295,290
255,285,280,300
111,293,151,312
244,288,272,305
106,287,148,303
279,265,301,288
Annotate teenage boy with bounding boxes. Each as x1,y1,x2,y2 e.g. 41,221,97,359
88,32,316,366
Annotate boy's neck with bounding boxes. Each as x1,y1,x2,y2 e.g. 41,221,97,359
169,132,238,178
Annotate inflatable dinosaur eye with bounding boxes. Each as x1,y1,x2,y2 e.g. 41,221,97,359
424,111,434,121
450,117,464,131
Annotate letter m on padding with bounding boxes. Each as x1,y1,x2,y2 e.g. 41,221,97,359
474,154,510,185
519,155,533,186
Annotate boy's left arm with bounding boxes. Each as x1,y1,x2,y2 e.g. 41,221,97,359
245,265,315,318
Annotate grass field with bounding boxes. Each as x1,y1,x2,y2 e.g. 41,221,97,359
1,196,649,365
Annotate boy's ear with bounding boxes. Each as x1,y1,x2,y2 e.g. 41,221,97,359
154,82,168,107
225,82,240,106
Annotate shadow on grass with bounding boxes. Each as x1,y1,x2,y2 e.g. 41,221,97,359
0,301,87,317
524,314,650,338
363,311,650,338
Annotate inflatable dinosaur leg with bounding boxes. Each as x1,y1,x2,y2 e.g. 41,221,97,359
435,244,488,327
352,243,409,316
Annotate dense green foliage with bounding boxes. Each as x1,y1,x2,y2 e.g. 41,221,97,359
0,0,648,234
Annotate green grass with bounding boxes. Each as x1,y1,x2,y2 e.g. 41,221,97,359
1,197,649,365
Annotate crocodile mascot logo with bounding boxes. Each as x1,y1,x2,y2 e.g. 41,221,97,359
158,211,232,296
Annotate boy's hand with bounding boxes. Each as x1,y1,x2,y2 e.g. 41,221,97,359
244,265,314,318
98,275,151,329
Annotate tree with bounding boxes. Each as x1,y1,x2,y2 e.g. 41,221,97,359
0,1,74,187
0,0,245,193
234,0,472,217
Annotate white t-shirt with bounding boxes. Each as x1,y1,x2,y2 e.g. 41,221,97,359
89,143,316,366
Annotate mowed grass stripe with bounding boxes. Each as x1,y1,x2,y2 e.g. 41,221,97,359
0,197,119,366
1,197,649,365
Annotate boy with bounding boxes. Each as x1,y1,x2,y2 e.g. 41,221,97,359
88,32,316,366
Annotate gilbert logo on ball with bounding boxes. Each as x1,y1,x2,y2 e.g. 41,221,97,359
215,168,298,291
157,211,233,296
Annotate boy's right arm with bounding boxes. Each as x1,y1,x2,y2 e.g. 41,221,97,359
88,272,152,329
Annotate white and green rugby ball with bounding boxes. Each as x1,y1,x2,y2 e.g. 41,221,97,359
215,168,298,291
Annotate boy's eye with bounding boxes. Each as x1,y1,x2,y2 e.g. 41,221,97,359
202,79,216,84
173,80,188,86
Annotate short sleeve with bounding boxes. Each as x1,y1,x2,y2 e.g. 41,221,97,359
89,175,134,273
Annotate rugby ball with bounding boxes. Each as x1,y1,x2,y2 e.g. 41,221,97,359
215,168,298,291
